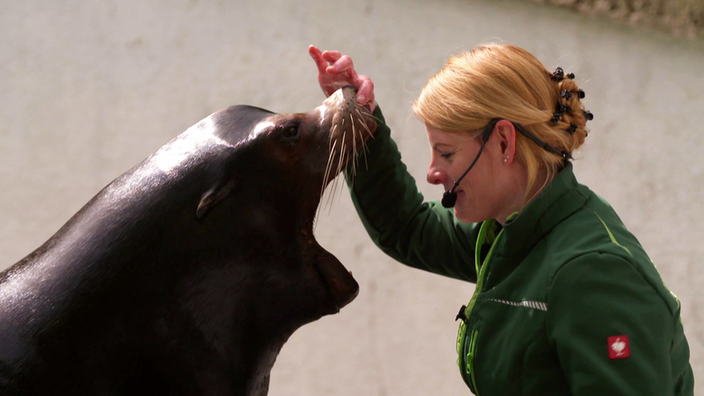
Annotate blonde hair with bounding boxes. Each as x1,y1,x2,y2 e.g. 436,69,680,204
412,43,590,203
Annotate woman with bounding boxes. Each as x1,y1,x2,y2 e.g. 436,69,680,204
308,44,693,395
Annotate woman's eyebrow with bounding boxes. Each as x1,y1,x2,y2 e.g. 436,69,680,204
433,143,453,150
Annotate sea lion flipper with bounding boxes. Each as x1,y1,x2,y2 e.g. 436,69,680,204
196,180,237,219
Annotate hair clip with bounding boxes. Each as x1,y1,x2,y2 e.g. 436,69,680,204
584,110,594,121
551,67,565,81
566,72,575,79
577,89,586,99
551,111,562,123
567,123,578,134
557,104,572,114
561,90,573,100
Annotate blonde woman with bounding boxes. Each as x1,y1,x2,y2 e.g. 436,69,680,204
308,44,693,395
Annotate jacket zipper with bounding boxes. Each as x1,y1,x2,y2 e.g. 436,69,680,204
457,220,504,395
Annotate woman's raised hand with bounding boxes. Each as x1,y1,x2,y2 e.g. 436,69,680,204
308,45,375,112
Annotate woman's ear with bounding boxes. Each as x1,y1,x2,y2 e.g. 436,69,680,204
493,120,517,165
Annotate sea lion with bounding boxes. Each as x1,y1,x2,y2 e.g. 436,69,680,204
0,86,376,395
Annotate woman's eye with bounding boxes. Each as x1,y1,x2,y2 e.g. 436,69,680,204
441,152,453,159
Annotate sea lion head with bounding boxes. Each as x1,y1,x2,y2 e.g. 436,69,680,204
191,86,376,327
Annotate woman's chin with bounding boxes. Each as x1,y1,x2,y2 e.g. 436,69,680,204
453,200,487,224
453,205,477,223
454,210,476,223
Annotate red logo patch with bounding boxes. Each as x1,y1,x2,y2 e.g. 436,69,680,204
607,335,630,359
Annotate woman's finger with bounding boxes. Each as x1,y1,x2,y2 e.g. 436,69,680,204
321,50,342,65
327,55,355,75
358,78,374,102
308,45,328,73
357,78,376,111
309,47,375,109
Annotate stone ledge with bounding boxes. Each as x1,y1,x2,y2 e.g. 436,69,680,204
524,0,703,39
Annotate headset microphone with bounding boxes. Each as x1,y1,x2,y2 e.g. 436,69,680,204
441,190,459,208
441,119,498,208
441,142,487,208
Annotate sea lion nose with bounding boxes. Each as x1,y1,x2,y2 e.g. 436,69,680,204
339,86,358,110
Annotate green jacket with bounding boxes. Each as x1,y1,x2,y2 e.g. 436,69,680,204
346,107,694,395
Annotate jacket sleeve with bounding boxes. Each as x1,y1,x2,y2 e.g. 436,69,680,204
344,105,479,282
546,252,680,395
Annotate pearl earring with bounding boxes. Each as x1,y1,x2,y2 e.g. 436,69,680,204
503,155,510,163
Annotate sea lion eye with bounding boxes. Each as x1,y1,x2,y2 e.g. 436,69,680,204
280,126,300,142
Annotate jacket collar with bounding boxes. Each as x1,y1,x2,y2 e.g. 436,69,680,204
497,162,587,257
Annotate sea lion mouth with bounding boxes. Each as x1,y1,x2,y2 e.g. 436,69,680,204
315,247,359,312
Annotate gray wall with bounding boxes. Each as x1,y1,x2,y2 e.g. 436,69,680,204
520,0,704,39
1,0,702,394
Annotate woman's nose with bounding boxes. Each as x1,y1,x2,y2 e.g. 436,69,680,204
427,166,446,185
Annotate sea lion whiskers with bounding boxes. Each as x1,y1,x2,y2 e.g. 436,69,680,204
323,124,338,185
330,137,346,206
319,139,338,214
319,126,346,215
345,105,373,185
350,115,357,177
320,114,346,212
322,138,337,195
318,97,374,214
354,108,375,139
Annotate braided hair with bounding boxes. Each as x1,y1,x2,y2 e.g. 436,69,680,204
549,67,594,151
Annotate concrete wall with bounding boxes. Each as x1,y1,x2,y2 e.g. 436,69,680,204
524,0,704,39
1,0,702,393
